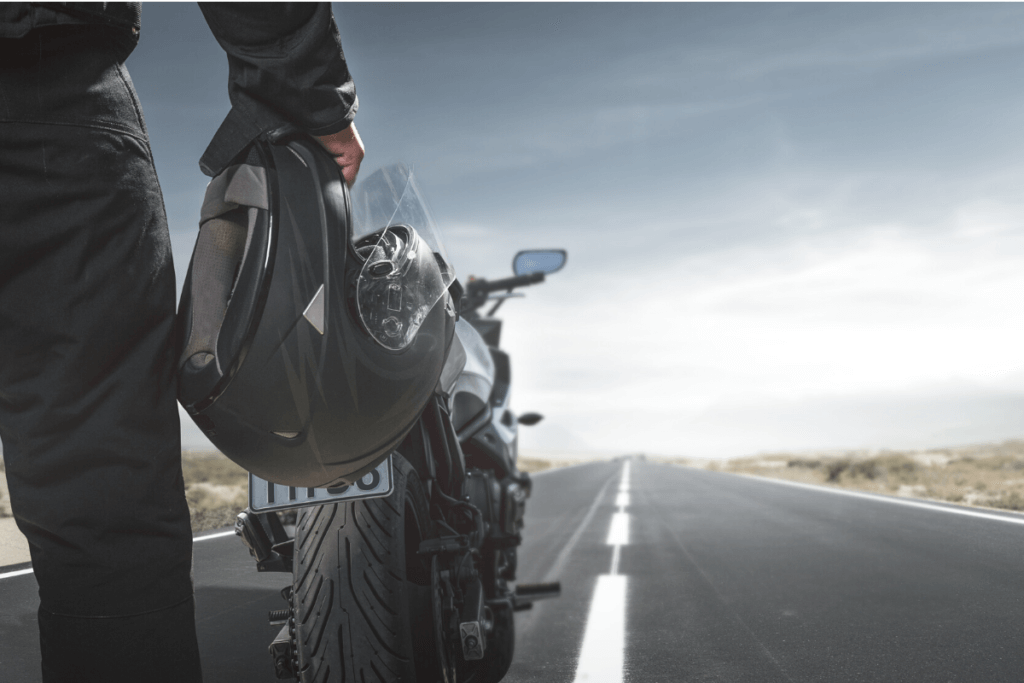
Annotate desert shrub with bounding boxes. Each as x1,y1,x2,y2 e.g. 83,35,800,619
787,459,822,469
181,457,248,487
185,482,247,533
190,507,244,533
972,456,1024,471
884,455,918,474
873,455,919,485
826,460,851,482
517,457,553,473
179,453,248,533
849,460,882,480
991,492,1024,511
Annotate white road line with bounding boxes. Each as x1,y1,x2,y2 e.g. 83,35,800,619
572,461,631,683
609,544,622,576
0,529,238,582
703,468,1024,527
606,512,630,546
572,576,627,683
0,567,33,581
607,462,631,545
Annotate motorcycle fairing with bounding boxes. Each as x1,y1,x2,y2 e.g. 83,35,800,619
449,318,494,432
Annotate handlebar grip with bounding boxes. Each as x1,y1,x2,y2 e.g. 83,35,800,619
484,272,545,293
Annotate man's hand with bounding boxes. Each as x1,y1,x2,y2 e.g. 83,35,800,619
315,123,365,186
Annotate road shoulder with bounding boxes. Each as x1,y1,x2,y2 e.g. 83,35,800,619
0,517,29,568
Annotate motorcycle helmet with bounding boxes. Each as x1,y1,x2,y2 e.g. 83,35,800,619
177,133,457,488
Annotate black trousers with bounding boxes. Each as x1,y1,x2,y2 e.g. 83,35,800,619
0,26,202,682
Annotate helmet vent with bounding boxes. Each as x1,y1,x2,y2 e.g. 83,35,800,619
303,284,326,335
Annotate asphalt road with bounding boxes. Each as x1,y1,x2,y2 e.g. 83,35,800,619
4,459,1024,682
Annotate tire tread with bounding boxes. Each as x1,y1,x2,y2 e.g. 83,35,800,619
293,458,423,683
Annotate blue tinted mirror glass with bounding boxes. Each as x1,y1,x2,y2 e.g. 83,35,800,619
513,250,566,276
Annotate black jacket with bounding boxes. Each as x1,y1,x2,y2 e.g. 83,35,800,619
0,2,358,176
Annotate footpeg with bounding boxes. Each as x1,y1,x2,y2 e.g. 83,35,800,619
268,608,290,626
512,581,561,611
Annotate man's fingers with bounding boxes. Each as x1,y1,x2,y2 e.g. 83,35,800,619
314,123,365,186
340,155,362,187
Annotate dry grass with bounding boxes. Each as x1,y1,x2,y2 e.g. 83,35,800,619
668,440,1024,512
0,456,9,518
0,450,249,528
8,441,1024,525
181,451,570,530
517,457,555,473
181,450,249,533
0,448,572,528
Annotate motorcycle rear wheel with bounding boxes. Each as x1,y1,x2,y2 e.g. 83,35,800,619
291,455,436,683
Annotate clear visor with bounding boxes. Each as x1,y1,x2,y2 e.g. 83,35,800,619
350,164,454,350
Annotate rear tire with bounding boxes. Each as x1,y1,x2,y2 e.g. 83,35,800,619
291,455,434,683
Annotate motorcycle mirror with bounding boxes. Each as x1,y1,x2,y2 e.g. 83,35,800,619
512,250,566,277
517,412,544,426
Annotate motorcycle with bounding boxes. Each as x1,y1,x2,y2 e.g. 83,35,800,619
231,163,566,683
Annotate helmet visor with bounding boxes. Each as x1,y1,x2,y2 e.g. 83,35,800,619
350,164,455,350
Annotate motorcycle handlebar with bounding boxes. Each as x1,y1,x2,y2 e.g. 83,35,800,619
481,272,545,293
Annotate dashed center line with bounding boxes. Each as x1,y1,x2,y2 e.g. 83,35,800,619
572,460,630,683
572,574,627,683
609,544,622,576
606,512,630,546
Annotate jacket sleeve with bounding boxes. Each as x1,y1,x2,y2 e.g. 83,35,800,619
198,2,358,175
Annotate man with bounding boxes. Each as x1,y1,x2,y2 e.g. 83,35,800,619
0,4,364,681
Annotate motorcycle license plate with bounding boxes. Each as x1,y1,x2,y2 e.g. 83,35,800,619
247,455,394,513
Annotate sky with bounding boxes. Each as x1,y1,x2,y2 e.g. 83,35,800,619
129,3,1024,458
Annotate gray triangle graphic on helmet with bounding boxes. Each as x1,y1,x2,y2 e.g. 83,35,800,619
303,284,325,335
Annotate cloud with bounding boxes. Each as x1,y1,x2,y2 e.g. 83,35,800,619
128,4,1024,457
501,204,1024,455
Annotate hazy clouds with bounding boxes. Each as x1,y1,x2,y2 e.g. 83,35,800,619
133,4,1024,457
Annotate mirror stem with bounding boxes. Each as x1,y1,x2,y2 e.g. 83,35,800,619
487,291,511,317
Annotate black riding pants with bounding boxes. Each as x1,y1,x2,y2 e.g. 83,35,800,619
0,26,202,682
